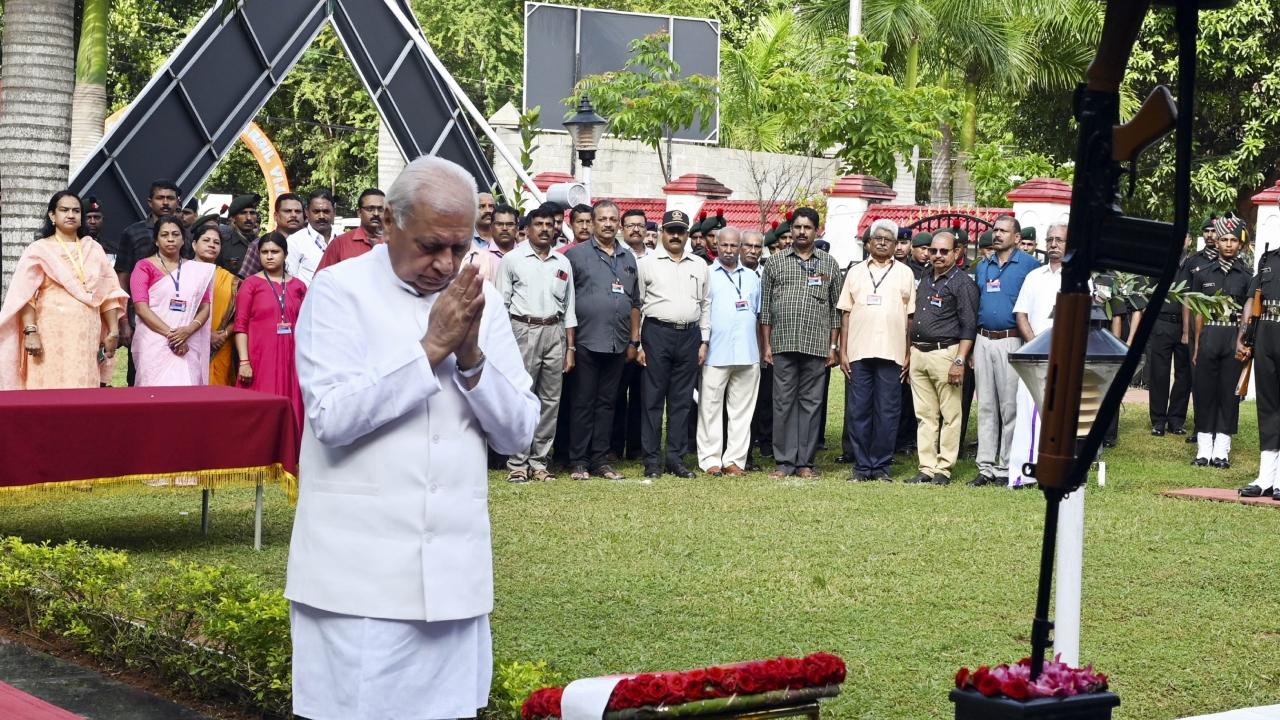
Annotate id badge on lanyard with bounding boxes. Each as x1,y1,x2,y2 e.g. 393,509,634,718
807,274,823,287
276,322,293,335
169,298,188,312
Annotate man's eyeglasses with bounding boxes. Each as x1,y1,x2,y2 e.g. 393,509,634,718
360,206,384,214
623,222,646,229
926,248,952,255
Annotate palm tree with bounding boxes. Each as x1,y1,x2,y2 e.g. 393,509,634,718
69,0,109,174
719,12,800,153
0,0,77,295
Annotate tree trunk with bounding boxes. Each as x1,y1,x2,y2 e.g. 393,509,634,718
69,0,109,174
904,41,920,91
931,122,953,206
960,80,979,153
1,0,77,295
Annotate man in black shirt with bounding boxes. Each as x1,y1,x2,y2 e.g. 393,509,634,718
114,179,183,383
905,230,979,484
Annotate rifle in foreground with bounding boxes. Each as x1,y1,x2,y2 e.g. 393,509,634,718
1236,287,1262,398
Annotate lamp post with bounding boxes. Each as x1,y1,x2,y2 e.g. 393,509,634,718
563,95,607,200
1009,308,1128,674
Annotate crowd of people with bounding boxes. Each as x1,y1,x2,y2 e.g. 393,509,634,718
1,177,1276,500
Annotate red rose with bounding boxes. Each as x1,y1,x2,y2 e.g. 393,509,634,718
664,673,691,703
738,669,763,694
685,670,709,700
722,670,740,693
804,660,827,686
1001,677,1030,701
955,667,971,689
975,672,1002,697
643,676,668,705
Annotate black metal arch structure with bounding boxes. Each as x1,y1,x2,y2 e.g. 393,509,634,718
70,0,498,245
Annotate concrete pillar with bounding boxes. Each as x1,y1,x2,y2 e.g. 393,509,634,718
824,175,896,268
377,120,406,194
662,173,732,225
1252,180,1280,259
1007,178,1072,251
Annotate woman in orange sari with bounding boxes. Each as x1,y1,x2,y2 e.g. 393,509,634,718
193,223,239,384
0,191,129,390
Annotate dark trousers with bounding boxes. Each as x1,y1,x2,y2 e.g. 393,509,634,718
1192,326,1242,435
772,352,826,472
959,365,976,453
749,365,774,460
841,372,855,457
1147,314,1191,431
640,322,700,468
896,381,917,450
611,362,644,459
1257,321,1280,450
850,358,903,474
818,369,831,449
552,371,575,465
570,349,625,469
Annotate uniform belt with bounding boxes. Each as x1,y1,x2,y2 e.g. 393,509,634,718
1205,318,1240,327
1263,299,1280,308
911,339,958,352
1158,312,1181,322
647,317,698,331
978,328,1018,340
510,313,561,326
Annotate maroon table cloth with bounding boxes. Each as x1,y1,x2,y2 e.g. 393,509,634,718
0,386,298,490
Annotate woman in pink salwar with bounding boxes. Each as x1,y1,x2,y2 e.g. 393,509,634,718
130,216,214,386
234,233,306,437
0,191,129,390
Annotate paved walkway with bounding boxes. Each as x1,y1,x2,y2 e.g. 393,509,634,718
1164,487,1280,509
0,635,211,720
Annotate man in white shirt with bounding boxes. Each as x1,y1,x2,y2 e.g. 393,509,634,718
286,189,335,285
1008,223,1068,488
287,155,539,720
697,227,761,476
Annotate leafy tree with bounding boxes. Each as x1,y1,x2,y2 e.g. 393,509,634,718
964,133,1074,207
569,31,718,184
1126,1,1280,223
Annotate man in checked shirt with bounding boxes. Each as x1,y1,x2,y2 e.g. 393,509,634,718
760,207,842,478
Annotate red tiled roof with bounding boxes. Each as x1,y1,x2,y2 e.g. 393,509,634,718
661,173,733,199
857,205,1011,237
603,198,792,232
826,174,896,200
1252,179,1280,205
1006,177,1072,204
532,171,575,191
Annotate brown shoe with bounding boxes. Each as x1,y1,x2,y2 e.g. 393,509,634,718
796,467,818,478
706,465,722,477
723,464,745,476
769,469,791,479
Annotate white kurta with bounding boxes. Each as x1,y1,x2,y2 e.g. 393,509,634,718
1009,264,1062,487
287,244,539,719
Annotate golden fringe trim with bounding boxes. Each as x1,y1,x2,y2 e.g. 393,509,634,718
0,464,299,505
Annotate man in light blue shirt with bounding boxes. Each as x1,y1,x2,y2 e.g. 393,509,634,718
696,227,763,476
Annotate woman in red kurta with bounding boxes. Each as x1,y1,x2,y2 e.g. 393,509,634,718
234,233,306,437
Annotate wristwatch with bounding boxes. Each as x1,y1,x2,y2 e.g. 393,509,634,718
457,352,487,378
630,340,641,348
952,357,965,366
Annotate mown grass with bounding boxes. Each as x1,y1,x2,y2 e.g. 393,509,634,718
2,384,1278,719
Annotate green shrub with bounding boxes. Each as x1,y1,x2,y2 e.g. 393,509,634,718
0,536,551,719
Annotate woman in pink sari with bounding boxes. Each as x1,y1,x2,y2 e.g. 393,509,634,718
130,215,214,386
234,233,306,436
0,191,129,390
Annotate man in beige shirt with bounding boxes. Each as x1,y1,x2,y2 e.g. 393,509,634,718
636,209,711,478
837,218,916,481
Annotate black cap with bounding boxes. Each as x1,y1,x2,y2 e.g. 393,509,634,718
645,221,657,232
662,209,691,230
192,213,222,231
228,194,261,216
911,231,933,248
185,197,199,212
86,196,102,213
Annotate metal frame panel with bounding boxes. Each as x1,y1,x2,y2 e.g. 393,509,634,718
522,1,721,143
330,0,498,193
69,0,503,246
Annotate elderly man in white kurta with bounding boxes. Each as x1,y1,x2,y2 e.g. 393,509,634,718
287,155,539,720
1008,224,1068,488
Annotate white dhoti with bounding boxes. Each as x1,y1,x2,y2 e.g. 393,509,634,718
1008,380,1039,488
290,602,492,720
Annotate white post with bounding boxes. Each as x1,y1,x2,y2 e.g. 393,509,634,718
583,165,592,202
1053,487,1085,667
848,0,862,36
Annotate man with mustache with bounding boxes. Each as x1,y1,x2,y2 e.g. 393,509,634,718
317,188,386,272
239,193,307,278
287,155,538,720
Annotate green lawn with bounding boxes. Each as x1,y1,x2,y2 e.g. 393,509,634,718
2,387,1278,719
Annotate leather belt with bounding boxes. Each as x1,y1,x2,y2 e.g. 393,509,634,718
646,317,698,331
978,328,1018,340
510,313,561,326
1158,313,1181,322
912,340,958,352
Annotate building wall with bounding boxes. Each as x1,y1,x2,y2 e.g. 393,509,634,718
489,110,841,201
